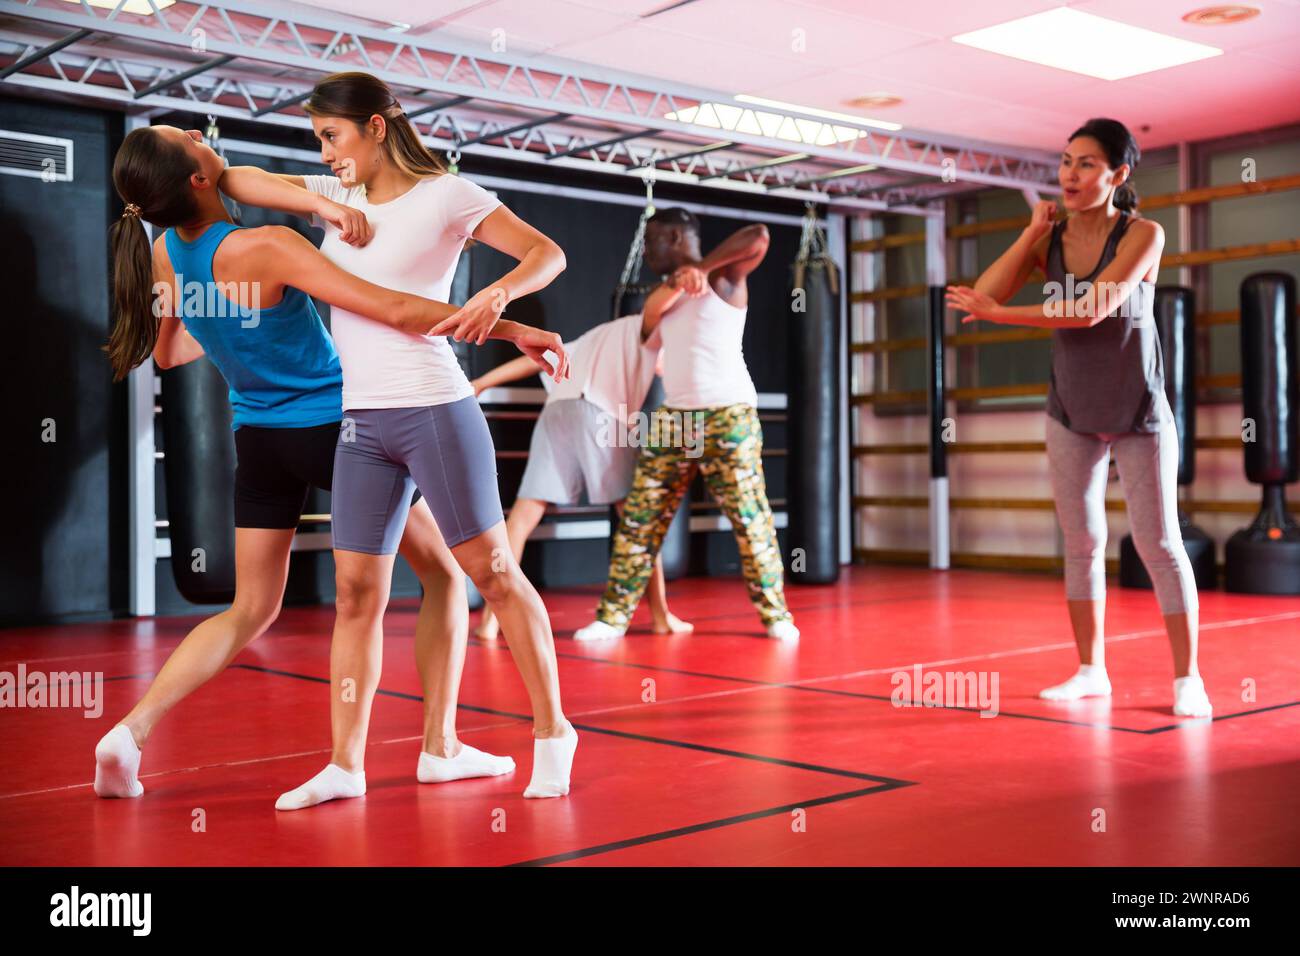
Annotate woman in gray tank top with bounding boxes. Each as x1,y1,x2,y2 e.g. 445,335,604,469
946,118,1211,718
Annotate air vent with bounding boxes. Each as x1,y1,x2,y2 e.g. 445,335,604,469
0,130,73,181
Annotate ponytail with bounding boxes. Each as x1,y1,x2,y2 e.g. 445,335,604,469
106,126,199,381
106,209,158,381
1113,181,1139,212
306,71,447,179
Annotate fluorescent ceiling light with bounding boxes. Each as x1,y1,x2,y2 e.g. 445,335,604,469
665,96,899,147
63,0,176,13
952,7,1221,80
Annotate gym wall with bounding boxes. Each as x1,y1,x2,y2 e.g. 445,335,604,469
0,98,810,624
852,124,1300,566
0,96,128,626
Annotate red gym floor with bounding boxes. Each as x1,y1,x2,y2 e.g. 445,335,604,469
1,566,1298,867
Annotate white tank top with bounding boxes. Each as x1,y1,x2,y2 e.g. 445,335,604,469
657,286,758,409
540,314,661,417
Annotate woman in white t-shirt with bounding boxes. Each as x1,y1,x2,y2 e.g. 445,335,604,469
220,71,577,806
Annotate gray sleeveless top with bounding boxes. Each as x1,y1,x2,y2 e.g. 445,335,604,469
1044,211,1171,434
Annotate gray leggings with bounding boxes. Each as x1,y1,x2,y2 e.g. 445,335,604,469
1045,415,1197,614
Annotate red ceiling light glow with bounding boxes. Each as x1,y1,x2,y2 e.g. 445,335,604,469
846,94,904,110
1182,5,1261,25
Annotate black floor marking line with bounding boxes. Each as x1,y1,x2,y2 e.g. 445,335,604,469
507,781,914,867
115,660,1298,738
520,584,1058,633
472,637,1300,736
462,646,1168,734
227,663,916,786
228,663,515,719
1141,699,1300,734
469,637,774,686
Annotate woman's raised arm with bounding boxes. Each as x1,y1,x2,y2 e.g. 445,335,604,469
219,166,372,247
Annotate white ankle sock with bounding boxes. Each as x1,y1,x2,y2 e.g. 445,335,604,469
1040,663,1112,701
523,726,578,798
1173,675,1213,718
574,620,625,642
417,744,515,783
94,724,143,799
275,763,366,811
766,619,800,641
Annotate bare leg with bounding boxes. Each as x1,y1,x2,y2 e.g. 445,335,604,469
120,527,295,748
397,498,469,758
1067,597,1106,668
475,497,547,641
1164,610,1197,679
452,520,576,797
96,527,295,798
452,521,565,736
272,553,386,810
328,549,394,773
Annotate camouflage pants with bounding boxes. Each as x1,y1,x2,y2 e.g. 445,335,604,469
596,403,791,629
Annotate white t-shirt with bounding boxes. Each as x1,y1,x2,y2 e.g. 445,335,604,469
304,173,501,409
657,286,758,409
540,314,661,418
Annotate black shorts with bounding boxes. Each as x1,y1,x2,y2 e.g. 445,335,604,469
233,422,339,529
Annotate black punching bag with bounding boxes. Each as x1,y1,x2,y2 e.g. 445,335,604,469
1225,272,1300,594
1120,286,1216,589
613,287,690,581
160,358,237,603
787,213,841,584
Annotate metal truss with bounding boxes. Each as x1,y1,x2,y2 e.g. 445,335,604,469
0,0,1062,214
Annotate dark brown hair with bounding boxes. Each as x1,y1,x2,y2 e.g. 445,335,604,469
1069,117,1140,212
106,126,200,381
305,71,447,179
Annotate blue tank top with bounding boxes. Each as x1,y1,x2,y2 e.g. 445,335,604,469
163,221,343,429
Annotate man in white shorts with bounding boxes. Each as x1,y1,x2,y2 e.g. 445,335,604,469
471,312,691,639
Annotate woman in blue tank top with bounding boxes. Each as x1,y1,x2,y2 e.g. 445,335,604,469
946,118,1211,719
93,123,564,799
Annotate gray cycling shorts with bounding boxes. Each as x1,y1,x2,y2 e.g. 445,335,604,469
331,397,504,555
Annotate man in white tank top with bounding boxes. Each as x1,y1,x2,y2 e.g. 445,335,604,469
575,210,799,642
469,313,691,639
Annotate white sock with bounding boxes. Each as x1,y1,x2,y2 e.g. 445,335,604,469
94,724,143,799
766,619,800,641
417,744,515,783
1173,675,1213,718
574,620,625,642
275,763,366,811
1040,663,1112,701
523,725,578,799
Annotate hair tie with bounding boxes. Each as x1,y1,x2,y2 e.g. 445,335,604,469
123,203,141,219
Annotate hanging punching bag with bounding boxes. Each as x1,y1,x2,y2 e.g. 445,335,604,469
160,358,237,603
787,210,841,584
1225,271,1300,594
613,286,691,581
1120,286,1216,589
